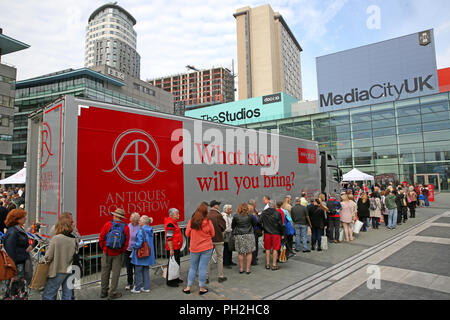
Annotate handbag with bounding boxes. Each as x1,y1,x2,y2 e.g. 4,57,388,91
137,240,151,259
320,236,328,250
279,244,287,263
29,261,50,290
353,220,364,234
0,249,17,281
339,228,345,242
167,255,180,281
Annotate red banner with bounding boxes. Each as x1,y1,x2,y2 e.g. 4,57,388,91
76,107,184,236
427,184,435,202
298,148,317,164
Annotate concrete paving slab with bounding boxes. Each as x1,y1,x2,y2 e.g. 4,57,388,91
378,241,450,277
417,226,450,239
341,280,450,300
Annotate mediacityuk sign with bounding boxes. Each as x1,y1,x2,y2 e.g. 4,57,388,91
316,30,439,112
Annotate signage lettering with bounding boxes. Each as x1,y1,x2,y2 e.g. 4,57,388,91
200,108,261,123
262,93,282,104
319,75,435,108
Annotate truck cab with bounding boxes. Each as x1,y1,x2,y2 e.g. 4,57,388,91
320,151,342,197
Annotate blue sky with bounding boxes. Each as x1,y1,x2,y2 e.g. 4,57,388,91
1,0,449,101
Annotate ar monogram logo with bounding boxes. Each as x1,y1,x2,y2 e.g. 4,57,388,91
41,122,54,168
103,129,166,184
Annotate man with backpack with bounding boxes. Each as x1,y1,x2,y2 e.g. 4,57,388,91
99,208,130,300
326,193,341,243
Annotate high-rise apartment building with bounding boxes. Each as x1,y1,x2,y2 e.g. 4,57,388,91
85,3,141,78
0,29,29,177
234,4,303,101
148,66,235,115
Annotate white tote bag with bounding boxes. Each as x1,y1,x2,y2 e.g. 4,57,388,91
353,220,364,234
320,236,328,250
167,256,180,281
339,228,345,241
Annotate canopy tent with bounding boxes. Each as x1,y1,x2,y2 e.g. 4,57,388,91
0,167,26,185
342,168,374,182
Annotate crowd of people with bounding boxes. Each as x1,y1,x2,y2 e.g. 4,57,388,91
0,181,430,300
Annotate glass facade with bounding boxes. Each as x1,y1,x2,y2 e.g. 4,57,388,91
10,72,160,174
246,92,450,192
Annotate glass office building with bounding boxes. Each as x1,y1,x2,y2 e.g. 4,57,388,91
246,91,450,192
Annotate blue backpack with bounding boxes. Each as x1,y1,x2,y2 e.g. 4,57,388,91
283,210,295,236
106,221,126,249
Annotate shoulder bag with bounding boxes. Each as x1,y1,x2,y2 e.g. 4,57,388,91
137,231,151,259
0,249,17,281
29,259,50,290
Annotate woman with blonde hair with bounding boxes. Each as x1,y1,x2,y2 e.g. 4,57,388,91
42,219,77,300
130,215,155,293
232,203,256,274
281,196,292,215
340,194,356,241
125,212,141,290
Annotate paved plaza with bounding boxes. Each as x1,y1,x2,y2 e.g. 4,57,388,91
29,194,450,300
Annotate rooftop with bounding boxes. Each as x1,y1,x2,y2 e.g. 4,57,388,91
0,33,30,56
15,67,126,88
88,2,137,25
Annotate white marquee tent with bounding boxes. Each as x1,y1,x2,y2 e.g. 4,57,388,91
0,167,26,185
342,168,374,182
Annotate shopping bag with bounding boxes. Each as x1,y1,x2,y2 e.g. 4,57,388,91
279,244,287,263
0,249,17,281
167,256,180,281
353,220,364,234
29,261,50,290
339,228,344,242
320,236,328,250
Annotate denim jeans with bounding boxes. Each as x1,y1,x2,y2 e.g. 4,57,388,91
188,249,213,288
134,265,150,291
311,228,323,249
388,208,397,229
327,217,340,241
424,196,429,206
294,224,309,250
371,217,380,229
125,250,134,287
42,273,72,300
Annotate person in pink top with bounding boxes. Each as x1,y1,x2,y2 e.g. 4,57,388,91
183,202,215,295
340,194,357,241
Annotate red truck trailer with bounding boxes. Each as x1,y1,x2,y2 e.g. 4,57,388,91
25,95,340,240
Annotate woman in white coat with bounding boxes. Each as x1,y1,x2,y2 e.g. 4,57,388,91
369,193,382,229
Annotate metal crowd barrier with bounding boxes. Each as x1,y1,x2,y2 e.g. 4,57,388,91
78,225,191,286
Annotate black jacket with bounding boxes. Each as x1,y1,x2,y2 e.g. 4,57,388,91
396,193,407,208
4,225,30,264
308,205,327,229
0,206,8,232
357,198,370,218
291,204,309,225
232,215,256,235
259,208,284,236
